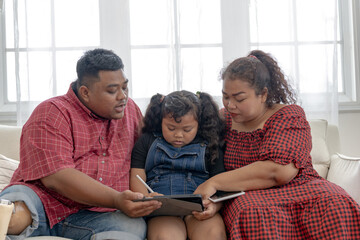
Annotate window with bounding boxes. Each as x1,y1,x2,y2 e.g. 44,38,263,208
246,0,360,111
128,0,223,100
1,0,359,123
3,0,100,102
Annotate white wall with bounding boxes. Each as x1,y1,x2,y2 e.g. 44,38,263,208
339,112,360,157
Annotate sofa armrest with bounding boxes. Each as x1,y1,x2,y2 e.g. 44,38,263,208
0,125,22,161
326,124,341,156
327,153,360,204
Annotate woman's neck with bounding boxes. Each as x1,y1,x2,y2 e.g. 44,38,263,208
232,104,284,132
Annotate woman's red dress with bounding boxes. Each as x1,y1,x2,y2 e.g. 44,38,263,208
222,104,360,239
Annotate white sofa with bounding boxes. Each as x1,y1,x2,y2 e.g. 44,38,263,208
1,120,360,239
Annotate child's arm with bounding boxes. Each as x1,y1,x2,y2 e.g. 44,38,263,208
130,168,149,195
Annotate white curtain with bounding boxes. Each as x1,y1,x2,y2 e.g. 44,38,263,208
10,0,340,125
12,0,49,126
297,0,339,125
250,0,339,125
129,0,223,113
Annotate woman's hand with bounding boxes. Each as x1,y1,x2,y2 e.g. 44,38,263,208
193,179,218,200
192,200,222,220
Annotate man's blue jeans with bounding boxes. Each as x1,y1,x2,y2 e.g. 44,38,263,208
0,185,147,240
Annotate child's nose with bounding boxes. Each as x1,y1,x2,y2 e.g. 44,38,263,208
175,131,183,138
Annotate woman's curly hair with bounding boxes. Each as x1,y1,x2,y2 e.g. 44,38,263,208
142,90,224,164
221,49,297,107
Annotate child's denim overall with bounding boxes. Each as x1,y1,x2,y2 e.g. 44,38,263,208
145,136,209,195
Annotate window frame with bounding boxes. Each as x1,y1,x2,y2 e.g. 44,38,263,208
339,0,360,111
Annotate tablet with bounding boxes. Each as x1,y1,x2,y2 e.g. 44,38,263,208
133,194,204,216
208,191,245,203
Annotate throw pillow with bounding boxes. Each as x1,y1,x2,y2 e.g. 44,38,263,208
309,119,330,178
327,153,360,204
0,154,19,192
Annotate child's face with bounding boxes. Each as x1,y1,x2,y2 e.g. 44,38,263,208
161,112,198,148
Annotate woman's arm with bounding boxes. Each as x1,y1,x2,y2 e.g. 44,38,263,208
194,160,299,199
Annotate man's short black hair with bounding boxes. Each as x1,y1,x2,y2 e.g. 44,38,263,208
75,48,124,88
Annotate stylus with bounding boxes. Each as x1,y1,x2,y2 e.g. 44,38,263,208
136,174,154,193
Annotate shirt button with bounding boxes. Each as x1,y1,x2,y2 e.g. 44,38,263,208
57,217,61,220
101,160,105,164
99,177,103,181
101,136,104,140
103,153,106,156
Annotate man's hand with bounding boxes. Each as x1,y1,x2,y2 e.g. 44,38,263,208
114,190,162,218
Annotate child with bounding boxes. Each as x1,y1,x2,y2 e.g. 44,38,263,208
130,90,226,240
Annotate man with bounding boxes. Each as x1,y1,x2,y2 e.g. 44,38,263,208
0,48,161,240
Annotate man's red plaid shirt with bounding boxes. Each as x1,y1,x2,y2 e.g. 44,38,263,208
10,84,143,227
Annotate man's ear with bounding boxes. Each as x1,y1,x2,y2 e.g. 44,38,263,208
78,85,90,103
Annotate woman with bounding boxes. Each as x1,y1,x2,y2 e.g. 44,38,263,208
194,50,360,239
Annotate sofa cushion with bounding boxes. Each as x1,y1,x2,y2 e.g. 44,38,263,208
309,119,331,178
0,154,19,192
0,125,22,161
327,153,360,204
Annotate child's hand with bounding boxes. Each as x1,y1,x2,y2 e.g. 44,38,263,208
146,192,163,198
191,199,222,220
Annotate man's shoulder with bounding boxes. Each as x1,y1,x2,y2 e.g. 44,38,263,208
29,95,68,118
25,93,84,130
36,93,75,111
125,98,140,112
124,98,142,121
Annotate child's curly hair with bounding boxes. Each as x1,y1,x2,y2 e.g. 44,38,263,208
142,90,224,164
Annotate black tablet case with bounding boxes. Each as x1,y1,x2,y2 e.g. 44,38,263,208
134,194,204,216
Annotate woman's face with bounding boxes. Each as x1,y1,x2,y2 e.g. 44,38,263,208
222,78,267,124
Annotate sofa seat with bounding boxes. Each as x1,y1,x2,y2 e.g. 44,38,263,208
1,120,360,239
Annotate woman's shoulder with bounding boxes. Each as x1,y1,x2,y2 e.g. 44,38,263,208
269,104,306,120
264,104,308,128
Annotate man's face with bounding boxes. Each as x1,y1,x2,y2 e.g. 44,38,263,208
81,69,129,119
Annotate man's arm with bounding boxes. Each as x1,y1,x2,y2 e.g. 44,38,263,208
41,168,161,217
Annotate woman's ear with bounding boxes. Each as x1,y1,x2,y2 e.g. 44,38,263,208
78,85,90,103
261,87,268,103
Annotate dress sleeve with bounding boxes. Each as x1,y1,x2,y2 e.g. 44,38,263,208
131,133,155,169
258,106,312,169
